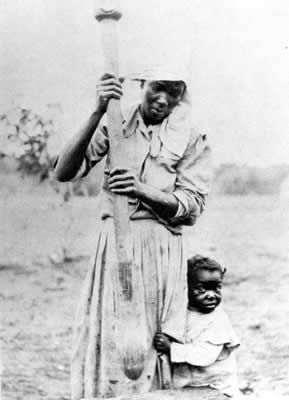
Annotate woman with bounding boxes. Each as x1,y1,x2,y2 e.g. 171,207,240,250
54,72,212,399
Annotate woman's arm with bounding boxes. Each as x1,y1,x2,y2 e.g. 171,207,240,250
138,184,179,219
54,73,123,182
172,132,212,225
54,111,104,182
108,132,212,222
108,167,179,219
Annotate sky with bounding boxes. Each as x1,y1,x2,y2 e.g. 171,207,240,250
0,0,289,166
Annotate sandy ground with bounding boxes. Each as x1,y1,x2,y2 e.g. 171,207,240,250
0,187,288,400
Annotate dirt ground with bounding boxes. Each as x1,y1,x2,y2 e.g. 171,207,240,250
0,183,288,400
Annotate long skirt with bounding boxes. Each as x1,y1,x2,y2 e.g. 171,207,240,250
71,218,187,400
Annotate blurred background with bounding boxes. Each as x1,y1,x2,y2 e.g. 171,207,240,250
0,1,288,399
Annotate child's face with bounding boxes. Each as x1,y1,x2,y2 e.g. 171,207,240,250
188,269,223,313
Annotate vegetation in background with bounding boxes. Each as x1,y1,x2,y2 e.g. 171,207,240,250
213,164,289,196
0,106,103,200
0,107,55,180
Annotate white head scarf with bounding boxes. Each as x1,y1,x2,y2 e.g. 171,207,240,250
126,62,192,106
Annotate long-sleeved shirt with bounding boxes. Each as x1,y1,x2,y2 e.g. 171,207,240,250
171,307,240,397
73,104,212,233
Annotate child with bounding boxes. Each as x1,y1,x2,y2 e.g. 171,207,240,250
154,255,240,398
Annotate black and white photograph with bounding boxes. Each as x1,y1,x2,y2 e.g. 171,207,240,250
0,1,288,399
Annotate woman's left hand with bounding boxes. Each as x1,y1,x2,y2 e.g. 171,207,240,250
108,167,144,198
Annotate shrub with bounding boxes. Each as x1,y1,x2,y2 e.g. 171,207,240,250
0,107,55,180
214,164,289,195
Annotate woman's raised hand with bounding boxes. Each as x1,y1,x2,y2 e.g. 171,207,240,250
96,73,123,114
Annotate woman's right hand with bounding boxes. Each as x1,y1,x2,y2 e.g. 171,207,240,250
96,73,123,114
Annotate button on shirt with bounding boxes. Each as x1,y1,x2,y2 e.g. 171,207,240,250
75,104,212,234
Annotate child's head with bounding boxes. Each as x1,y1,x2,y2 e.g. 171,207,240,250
187,255,226,313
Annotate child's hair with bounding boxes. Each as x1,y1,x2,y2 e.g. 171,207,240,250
187,255,226,281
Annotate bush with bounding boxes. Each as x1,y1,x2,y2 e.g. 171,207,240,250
0,107,55,180
214,164,289,195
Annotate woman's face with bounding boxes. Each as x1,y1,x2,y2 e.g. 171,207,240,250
140,80,185,125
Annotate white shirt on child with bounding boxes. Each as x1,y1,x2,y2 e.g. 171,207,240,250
170,306,240,397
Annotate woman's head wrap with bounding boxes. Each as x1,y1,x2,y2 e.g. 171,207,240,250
126,63,192,107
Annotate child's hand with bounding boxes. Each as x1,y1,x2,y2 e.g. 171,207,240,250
153,333,171,354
